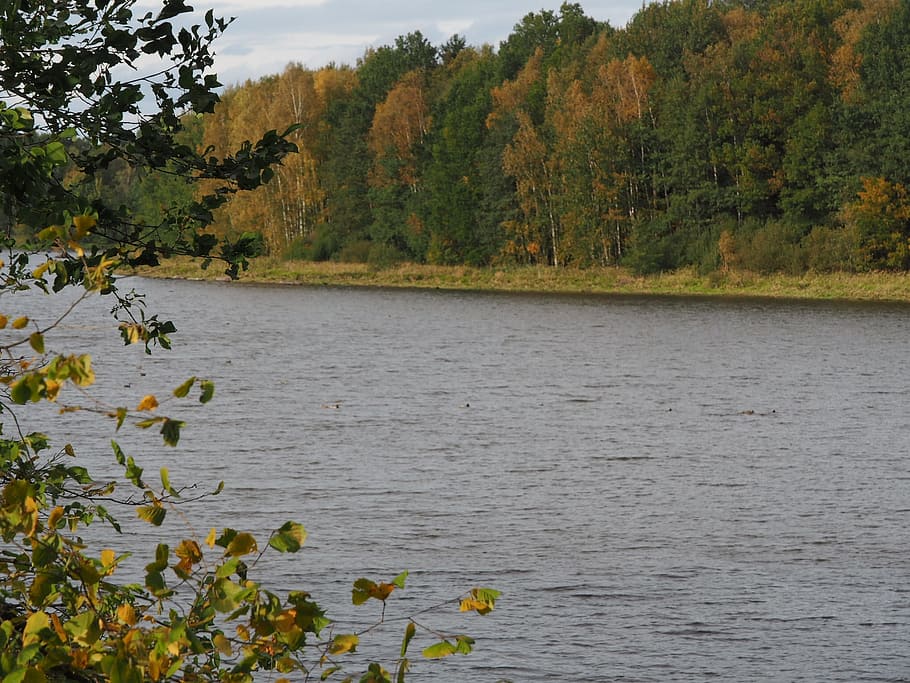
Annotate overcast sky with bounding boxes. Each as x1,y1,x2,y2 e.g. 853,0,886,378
151,1,647,85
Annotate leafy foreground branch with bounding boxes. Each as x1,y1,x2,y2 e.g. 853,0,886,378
0,1,498,682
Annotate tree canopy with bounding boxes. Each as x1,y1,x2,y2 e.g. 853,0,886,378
189,0,910,275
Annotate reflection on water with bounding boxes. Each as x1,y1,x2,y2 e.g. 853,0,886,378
9,277,910,681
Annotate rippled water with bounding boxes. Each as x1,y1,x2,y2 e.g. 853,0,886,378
9,277,910,681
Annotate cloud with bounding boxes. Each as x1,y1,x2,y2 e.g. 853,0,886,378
435,19,474,37
207,0,328,8
127,0,646,82
214,30,380,83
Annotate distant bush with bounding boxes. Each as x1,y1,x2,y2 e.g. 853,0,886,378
735,220,806,274
284,229,341,261
367,242,407,268
335,239,373,263
802,225,861,272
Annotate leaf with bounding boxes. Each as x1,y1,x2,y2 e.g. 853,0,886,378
28,332,44,354
454,635,474,655
10,379,33,404
136,394,159,411
400,621,416,658
422,640,456,659
11,316,29,329
173,376,196,397
137,504,167,526
71,214,96,237
225,532,257,557
160,467,178,496
459,587,500,615
63,612,102,647
199,379,215,403
328,633,359,655
0,314,7,328
160,418,184,446
117,603,137,626
320,666,343,681
392,571,409,589
22,612,50,647
396,658,411,683
212,633,232,656
205,527,217,548
268,521,307,553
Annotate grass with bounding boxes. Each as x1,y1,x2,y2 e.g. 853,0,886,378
133,257,910,303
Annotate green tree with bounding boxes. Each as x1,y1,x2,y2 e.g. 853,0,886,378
0,3,498,683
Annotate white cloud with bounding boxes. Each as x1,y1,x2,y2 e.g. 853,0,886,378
436,19,473,37
215,30,379,82
207,0,328,8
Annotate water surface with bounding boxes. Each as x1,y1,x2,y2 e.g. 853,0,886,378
11,278,910,681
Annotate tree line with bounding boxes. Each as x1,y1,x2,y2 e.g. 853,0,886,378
103,0,910,274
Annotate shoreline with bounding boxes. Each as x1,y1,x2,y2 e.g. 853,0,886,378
134,257,910,304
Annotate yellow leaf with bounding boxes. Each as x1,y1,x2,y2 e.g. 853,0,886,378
47,506,65,529
12,316,29,329
205,527,217,548
213,633,232,656
72,214,96,237
328,633,359,655
50,612,68,642
136,395,159,411
67,240,85,258
23,611,50,646
274,609,297,633
225,532,257,557
0,314,7,329
44,379,61,401
117,603,137,626
101,549,116,568
32,261,50,279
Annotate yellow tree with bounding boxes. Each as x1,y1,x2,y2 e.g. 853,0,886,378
488,49,564,265
830,0,899,102
368,69,431,191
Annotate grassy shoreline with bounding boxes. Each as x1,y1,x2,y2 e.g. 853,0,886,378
134,257,910,303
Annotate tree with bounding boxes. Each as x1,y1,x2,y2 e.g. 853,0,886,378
0,3,498,683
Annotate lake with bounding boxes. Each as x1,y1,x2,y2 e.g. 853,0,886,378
10,276,910,681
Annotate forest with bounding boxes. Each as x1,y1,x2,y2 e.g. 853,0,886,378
87,0,910,275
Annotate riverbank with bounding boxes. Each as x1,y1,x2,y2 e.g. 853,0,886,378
135,257,910,303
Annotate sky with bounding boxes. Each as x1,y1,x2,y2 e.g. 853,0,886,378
144,1,647,85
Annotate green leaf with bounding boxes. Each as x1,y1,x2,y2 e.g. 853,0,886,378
160,418,184,447
63,611,102,647
392,571,408,589
320,666,343,681
396,658,410,683
454,635,475,655
10,379,33,405
199,380,215,403
124,456,145,487
400,621,416,658
28,332,44,354
421,640,456,659
160,467,178,496
173,376,196,398
268,521,306,553
137,504,166,526
111,440,126,465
